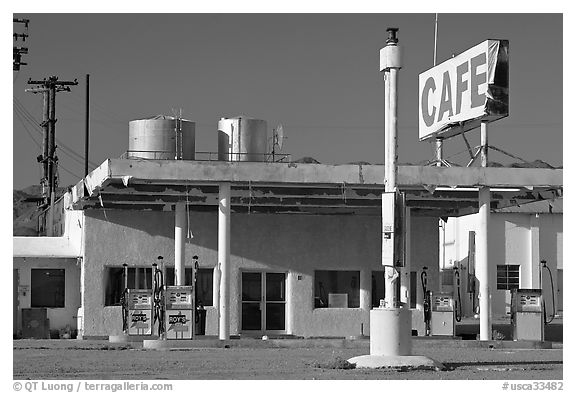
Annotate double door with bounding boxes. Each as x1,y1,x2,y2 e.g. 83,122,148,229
241,272,286,333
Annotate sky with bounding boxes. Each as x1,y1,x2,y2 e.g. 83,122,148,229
11,11,564,190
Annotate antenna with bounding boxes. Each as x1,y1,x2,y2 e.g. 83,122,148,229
271,124,285,162
275,124,284,150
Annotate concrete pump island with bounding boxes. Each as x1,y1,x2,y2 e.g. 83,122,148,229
13,24,562,379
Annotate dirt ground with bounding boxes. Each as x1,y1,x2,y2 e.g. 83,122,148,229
13,339,562,380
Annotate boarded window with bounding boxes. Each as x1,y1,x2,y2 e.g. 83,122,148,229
496,264,520,290
314,270,360,308
31,269,65,308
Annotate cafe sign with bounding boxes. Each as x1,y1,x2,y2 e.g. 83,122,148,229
418,39,509,141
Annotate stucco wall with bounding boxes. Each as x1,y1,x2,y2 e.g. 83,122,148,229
444,212,562,317
13,257,81,334
82,210,438,338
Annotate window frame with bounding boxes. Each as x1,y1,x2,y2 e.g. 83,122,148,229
314,269,361,309
496,264,520,290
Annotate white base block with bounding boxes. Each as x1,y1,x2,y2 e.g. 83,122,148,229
370,308,412,356
348,355,444,370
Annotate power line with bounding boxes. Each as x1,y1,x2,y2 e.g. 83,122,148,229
13,107,42,150
14,96,99,168
15,104,83,182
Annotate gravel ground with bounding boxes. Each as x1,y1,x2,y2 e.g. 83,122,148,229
13,339,562,380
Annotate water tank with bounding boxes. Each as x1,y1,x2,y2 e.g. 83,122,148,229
218,116,268,161
128,115,195,160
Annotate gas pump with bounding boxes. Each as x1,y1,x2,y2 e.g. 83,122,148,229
453,266,462,322
511,288,543,341
421,267,432,336
540,260,556,325
124,263,153,336
164,286,194,339
430,293,455,336
163,256,197,340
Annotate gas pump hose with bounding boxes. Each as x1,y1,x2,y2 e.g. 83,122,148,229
153,268,165,335
542,262,556,325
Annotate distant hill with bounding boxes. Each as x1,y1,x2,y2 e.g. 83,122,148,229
13,186,67,236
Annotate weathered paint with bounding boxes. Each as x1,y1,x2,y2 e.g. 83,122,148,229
13,201,83,258
12,257,81,335
81,209,438,337
72,160,562,204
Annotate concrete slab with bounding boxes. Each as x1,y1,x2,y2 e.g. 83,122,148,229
138,337,554,350
109,335,159,343
348,354,445,370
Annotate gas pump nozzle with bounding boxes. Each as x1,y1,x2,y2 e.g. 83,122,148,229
421,267,431,336
153,257,166,338
121,263,129,334
453,266,462,322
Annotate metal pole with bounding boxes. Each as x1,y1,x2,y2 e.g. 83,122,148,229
384,57,400,308
218,182,231,340
401,207,411,305
85,74,90,177
480,121,488,167
433,13,439,67
384,71,391,187
478,120,491,340
48,82,56,197
388,68,398,192
435,137,443,166
373,27,412,357
42,90,49,203
174,202,186,286
433,15,443,169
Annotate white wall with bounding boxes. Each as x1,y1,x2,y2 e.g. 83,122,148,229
13,257,81,335
81,209,439,338
444,212,562,317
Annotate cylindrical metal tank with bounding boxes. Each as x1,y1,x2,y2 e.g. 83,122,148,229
217,116,268,162
128,115,195,160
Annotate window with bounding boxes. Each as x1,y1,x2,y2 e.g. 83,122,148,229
371,271,385,308
104,267,152,306
410,271,417,308
314,270,360,308
166,268,213,307
31,269,65,308
104,267,214,307
497,265,520,290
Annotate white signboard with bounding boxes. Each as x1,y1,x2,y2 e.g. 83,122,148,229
418,39,509,141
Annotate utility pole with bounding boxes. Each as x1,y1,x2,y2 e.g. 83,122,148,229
85,74,90,177
26,76,78,214
13,18,30,71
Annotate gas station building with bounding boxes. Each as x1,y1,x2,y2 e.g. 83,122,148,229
13,158,562,339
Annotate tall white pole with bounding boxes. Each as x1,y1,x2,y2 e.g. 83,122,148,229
174,202,186,286
388,68,398,192
384,71,391,187
401,207,411,305
218,182,231,340
480,121,488,168
478,121,491,340
372,27,412,357
433,13,439,67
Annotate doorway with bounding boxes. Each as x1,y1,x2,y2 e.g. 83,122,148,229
241,272,286,333
13,269,19,337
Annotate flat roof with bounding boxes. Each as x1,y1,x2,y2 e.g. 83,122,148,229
70,159,562,217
